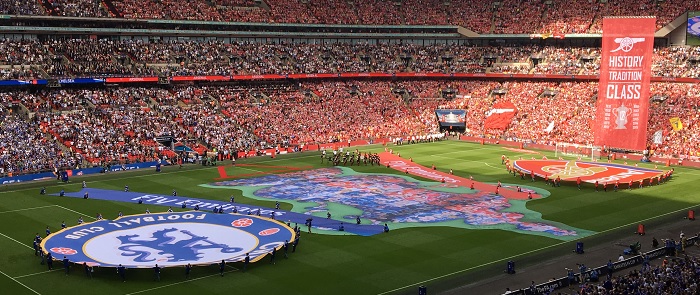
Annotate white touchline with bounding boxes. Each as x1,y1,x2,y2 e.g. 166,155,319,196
0,269,41,295
0,205,57,214
0,232,33,250
13,269,61,279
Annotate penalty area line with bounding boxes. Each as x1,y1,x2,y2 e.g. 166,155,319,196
0,269,41,295
54,205,96,220
124,269,239,295
483,162,501,170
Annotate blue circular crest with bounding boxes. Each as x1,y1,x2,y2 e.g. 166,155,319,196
41,212,295,268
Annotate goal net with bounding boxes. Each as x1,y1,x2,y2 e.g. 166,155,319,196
554,142,601,161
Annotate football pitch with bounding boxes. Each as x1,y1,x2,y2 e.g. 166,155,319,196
1,140,699,295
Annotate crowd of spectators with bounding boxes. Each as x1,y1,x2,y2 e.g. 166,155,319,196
0,0,44,15
48,39,133,78
0,39,699,80
653,47,700,78
0,111,80,175
647,83,700,159
540,0,599,34
0,39,52,66
531,47,587,75
0,77,698,175
0,90,47,112
571,254,699,294
0,39,699,171
2,0,697,34
43,0,110,17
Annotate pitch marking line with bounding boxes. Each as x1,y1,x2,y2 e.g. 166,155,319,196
235,167,266,174
483,163,501,169
0,205,58,214
54,205,96,220
13,269,61,279
376,202,700,295
0,205,62,250
429,154,503,171
0,269,41,295
124,269,239,295
0,232,33,250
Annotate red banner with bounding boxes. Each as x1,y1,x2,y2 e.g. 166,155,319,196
233,74,285,80
338,72,393,78
595,17,655,150
394,72,449,78
171,75,229,81
286,73,338,79
484,101,518,130
104,77,159,83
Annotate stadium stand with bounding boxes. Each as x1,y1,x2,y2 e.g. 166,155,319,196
2,39,700,79
1,76,698,177
2,2,700,295
2,0,699,33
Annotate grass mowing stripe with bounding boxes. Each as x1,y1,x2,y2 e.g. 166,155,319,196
376,199,700,295
123,269,238,295
0,205,57,214
0,232,33,250
375,240,569,295
0,269,41,295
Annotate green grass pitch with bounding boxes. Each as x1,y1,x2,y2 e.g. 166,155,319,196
1,140,699,295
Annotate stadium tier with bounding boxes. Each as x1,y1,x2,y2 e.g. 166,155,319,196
2,2,700,294
1,79,699,176
1,40,699,79
1,0,700,33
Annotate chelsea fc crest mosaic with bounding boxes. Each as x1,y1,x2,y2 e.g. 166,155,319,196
41,212,295,268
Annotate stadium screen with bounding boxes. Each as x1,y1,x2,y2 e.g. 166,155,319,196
435,109,466,128
688,11,700,46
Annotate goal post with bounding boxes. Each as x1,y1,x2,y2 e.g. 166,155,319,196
555,142,601,161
